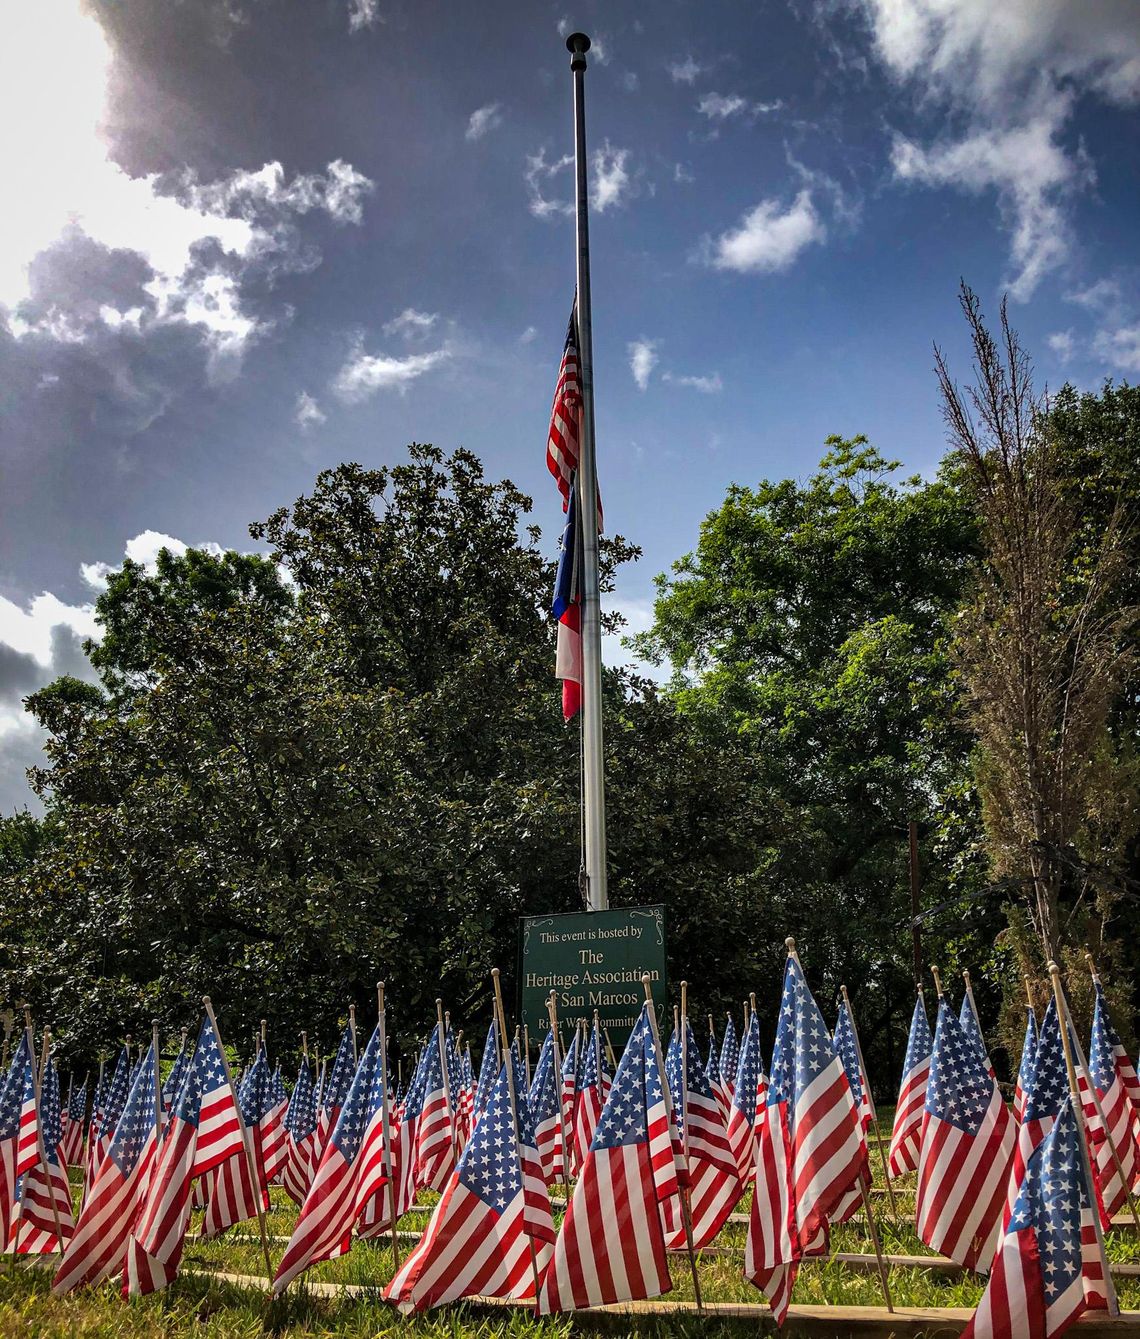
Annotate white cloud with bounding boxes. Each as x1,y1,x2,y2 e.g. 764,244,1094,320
332,340,450,402
466,103,504,142
628,339,659,391
674,163,695,185
663,371,723,393
347,0,381,32
295,391,327,429
697,93,783,121
519,326,538,344
383,307,439,339
1,2,372,363
622,72,639,93
525,142,637,218
850,0,1139,299
0,593,100,669
704,190,825,273
890,100,1085,300
669,56,704,84
1092,325,1140,374
125,531,189,568
1047,330,1076,362
592,143,633,212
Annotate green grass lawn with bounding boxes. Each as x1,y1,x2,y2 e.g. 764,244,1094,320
3,1133,1138,1337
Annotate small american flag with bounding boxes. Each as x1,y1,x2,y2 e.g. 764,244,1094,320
473,1022,500,1127
744,953,863,1326
539,1005,672,1312
725,1012,766,1182
127,1014,247,1293
260,1062,290,1184
281,1058,319,1206
200,1045,272,1241
162,1039,191,1114
1079,981,1140,1219
273,1025,382,1294
318,1023,357,1149
1004,999,1067,1229
719,1014,740,1103
415,1024,456,1192
704,1028,731,1121
960,990,995,1078
965,1101,1107,1339
559,1026,583,1162
527,1031,565,1185
916,997,1014,1271
663,1017,740,1249
16,1057,75,1255
388,1056,553,1312
1,1033,39,1250
60,1076,87,1168
572,1021,607,1167
888,995,932,1177
1014,1005,1039,1126
829,997,873,1226
54,1043,160,1294
85,1046,130,1201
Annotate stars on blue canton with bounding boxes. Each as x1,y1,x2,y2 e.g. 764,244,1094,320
925,1000,993,1136
705,1033,722,1089
667,1019,717,1139
109,1045,157,1176
720,1015,740,1087
68,1078,87,1124
239,1048,275,1126
1017,1007,1039,1098
733,1014,765,1118
420,1025,446,1104
445,1026,463,1102
458,1060,523,1210
1008,1101,1089,1302
329,1025,380,1165
285,1059,317,1140
581,1022,605,1091
100,1047,131,1139
1023,1001,1068,1123
162,1041,191,1110
594,1007,652,1151
401,1045,430,1121
561,1026,583,1094
41,1060,64,1166
528,1032,559,1126
903,998,933,1076
0,1042,26,1142
510,1049,537,1148
833,1000,864,1109
768,957,839,1127
1089,984,1123,1093
474,1021,500,1119
959,993,990,1072
324,1023,356,1113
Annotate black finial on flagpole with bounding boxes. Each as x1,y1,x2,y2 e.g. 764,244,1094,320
567,31,590,69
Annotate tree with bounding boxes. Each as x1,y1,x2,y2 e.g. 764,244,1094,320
937,289,1137,1036
634,436,992,1083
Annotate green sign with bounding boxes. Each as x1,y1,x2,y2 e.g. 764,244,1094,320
518,905,667,1050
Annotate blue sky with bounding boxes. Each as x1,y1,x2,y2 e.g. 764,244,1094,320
2,0,1139,810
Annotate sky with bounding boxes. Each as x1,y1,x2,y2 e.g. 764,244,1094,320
2,0,1140,813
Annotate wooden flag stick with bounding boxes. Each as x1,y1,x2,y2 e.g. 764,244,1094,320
643,975,702,1314
743,997,750,1030
708,1013,715,1042
786,940,892,1314
259,1019,267,1059
435,1000,457,1162
1025,975,1035,1011
349,1004,358,1066
841,984,898,1220
151,1017,163,1133
679,983,691,1162
1060,989,1140,1233
522,1024,531,1090
492,969,542,1302
376,982,400,1268
1,1010,11,1072
300,1030,309,1061
1048,962,1120,1317
930,965,944,997
602,1027,618,1075
547,991,573,1193
202,996,273,1282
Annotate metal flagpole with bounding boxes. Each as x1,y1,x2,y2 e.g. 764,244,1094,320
566,31,607,911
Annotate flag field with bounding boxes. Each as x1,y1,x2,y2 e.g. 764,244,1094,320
7,1140,1140,1337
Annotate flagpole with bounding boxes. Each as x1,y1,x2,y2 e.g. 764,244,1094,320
566,31,607,912
1048,962,1120,1317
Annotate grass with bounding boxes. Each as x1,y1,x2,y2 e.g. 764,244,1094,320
3,1127,1139,1337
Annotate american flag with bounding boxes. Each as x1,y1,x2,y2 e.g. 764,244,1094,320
17,1057,75,1255
725,1012,767,1182
344,1026,403,1243
1014,1005,1039,1126
273,1024,382,1294
199,1045,271,1241
1,1032,39,1250
388,1056,553,1312
720,1014,739,1103
162,1039,191,1114
85,1045,129,1199
455,1045,475,1149
527,1031,565,1185
1079,981,1140,1219
53,1043,159,1294
559,1026,583,1173
415,1024,456,1192
960,989,995,1078
552,485,583,720
888,995,932,1177
539,1005,673,1312
1004,1000,1067,1229
318,1023,357,1149
547,306,581,513
126,1014,246,1293
830,997,873,1225
744,953,863,1326
261,1062,290,1184
965,1101,1107,1339
704,1028,731,1121
473,1022,500,1127
392,1046,430,1215
281,1057,319,1206
916,997,1014,1271
61,1076,86,1168
512,1048,557,1258
663,1017,740,1249
573,1021,607,1168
